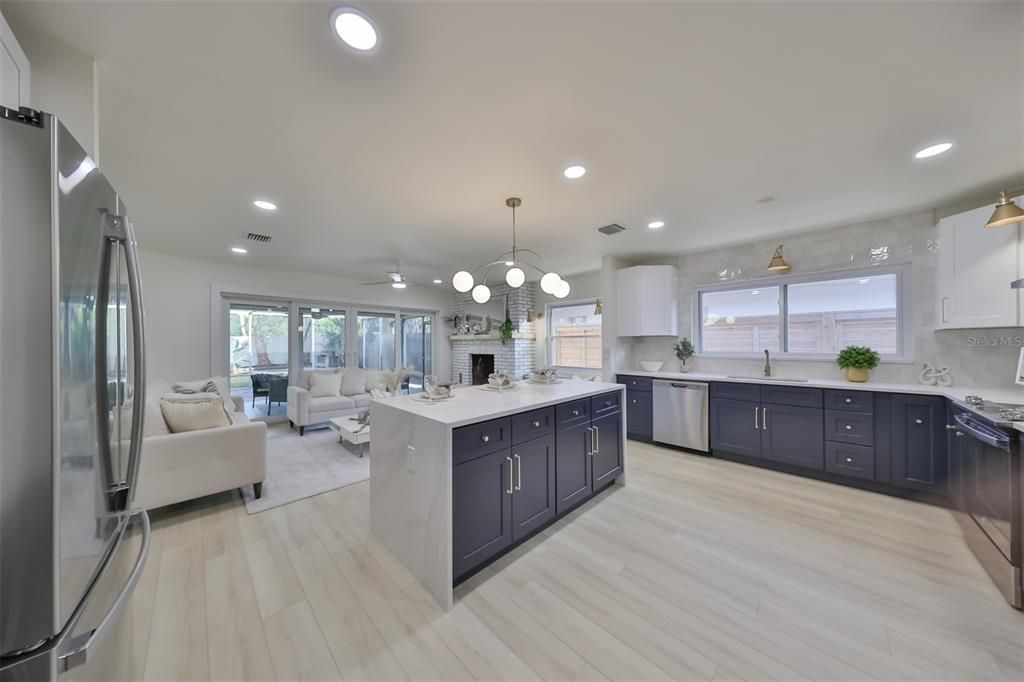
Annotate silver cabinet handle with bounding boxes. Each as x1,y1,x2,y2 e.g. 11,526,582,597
572,409,580,417
955,432,964,438
945,424,957,430
481,434,490,443
754,407,759,430
594,425,600,455
914,418,923,425
514,454,521,491
506,457,513,494
762,407,767,430
532,420,541,428
845,457,853,463
844,397,852,404
58,510,151,672
845,424,853,431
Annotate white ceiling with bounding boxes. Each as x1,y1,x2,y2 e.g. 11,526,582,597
5,1,1023,286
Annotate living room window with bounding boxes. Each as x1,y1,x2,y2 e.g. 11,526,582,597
697,266,909,360
300,307,346,370
547,301,603,370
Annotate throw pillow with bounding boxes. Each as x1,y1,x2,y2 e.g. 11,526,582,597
341,367,368,396
365,370,388,393
308,372,343,398
303,368,342,390
172,376,230,398
159,393,232,433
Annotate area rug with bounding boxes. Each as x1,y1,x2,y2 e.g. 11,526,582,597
240,421,369,513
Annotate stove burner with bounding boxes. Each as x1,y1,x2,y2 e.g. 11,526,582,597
999,408,1024,421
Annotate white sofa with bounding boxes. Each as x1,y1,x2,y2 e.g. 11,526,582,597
287,367,408,435
134,379,268,510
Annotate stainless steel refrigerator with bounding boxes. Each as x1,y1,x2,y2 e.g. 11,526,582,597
0,106,149,681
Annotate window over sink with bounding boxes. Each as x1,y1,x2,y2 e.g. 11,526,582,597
697,266,909,361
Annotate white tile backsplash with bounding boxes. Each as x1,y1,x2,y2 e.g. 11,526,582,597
627,210,1024,390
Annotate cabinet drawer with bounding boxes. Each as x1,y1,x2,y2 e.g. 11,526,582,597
618,375,653,392
556,399,591,430
825,410,875,446
824,442,875,481
760,385,823,409
825,389,873,413
711,382,761,402
453,417,511,465
591,391,621,417
511,407,554,445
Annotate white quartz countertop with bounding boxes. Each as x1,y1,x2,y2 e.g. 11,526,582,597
618,369,1024,405
372,379,624,428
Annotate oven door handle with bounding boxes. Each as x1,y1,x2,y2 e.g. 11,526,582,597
954,413,1010,449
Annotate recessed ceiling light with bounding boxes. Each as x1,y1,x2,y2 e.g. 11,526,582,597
914,142,952,159
231,247,248,254
331,7,378,51
859,278,870,284
563,165,586,180
433,279,443,284
648,220,665,229
391,282,407,289
253,199,277,211
751,290,760,295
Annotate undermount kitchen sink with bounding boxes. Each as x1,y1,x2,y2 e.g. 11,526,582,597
726,375,810,382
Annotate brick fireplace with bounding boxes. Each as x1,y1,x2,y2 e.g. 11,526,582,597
450,283,537,384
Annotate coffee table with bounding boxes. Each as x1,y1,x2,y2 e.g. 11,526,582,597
328,416,370,457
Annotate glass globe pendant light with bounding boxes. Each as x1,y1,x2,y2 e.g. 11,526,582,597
452,197,567,299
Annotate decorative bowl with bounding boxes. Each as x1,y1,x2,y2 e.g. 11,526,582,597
487,372,515,388
640,361,664,372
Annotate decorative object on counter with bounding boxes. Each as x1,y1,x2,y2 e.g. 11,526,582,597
529,368,560,384
766,244,792,274
485,372,516,391
640,361,663,372
836,345,880,382
422,375,454,400
673,337,695,372
918,362,953,387
526,308,543,322
451,197,571,302
985,189,1024,228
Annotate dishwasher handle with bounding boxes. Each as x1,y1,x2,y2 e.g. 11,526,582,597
654,380,708,391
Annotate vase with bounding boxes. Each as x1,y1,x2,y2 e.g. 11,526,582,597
844,367,869,383
678,359,690,373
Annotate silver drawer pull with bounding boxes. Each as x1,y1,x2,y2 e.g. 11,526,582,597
845,424,853,431
845,457,853,463
632,399,637,405
605,400,613,407
572,409,580,417
844,398,852,404
481,434,490,443
914,418,923,425
532,420,541,428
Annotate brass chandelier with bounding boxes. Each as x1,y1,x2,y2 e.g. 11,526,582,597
452,197,570,303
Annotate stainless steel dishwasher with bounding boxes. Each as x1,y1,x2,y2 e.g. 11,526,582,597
653,379,709,452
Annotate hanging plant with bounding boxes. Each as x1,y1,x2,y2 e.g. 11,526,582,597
499,317,515,346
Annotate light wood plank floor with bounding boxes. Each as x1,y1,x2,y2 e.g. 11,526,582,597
133,441,1024,681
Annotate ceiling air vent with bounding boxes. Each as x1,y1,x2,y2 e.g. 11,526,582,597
598,223,626,236
247,232,272,243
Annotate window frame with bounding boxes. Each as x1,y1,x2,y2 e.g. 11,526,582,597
694,264,912,363
546,298,604,371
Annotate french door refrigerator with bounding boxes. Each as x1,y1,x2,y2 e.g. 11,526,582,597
0,106,149,681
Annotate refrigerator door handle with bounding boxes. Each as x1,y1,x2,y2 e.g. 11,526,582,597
57,510,151,673
93,228,123,512
121,218,146,502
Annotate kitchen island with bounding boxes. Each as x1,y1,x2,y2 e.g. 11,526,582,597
369,379,626,609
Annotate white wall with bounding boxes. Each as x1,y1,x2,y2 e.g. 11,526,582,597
6,22,97,158
620,210,1024,389
139,249,453,383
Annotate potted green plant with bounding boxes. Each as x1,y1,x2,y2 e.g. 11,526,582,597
498,317,515,345
673,337,695,372
836,345,880,382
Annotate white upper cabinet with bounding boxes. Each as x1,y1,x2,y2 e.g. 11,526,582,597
616,265,678,336
935,204,1023,329
1,12,30,109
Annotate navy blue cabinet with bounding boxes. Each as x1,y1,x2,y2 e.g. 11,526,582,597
626,390,653,441
555,421,593,514
592,410,623,489
511,434,556,541
452,449,513,578
761,403,824,469
710,398,761,458
891,394,948,494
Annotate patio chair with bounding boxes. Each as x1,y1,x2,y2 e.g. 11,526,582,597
250,373,271,407
268,376,288,414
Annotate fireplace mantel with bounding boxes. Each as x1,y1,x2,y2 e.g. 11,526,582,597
448,332,536,341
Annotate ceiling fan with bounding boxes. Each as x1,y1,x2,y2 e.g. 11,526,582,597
361,270,409,289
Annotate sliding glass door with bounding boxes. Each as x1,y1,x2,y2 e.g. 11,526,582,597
300,307,346,371
356,312,396,371
228,302,291,411
401,314,432,393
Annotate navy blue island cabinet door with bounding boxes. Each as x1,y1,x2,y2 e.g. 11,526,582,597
591,411,623,490
710,398,762,458
555,421,594,514
891,395,948,494
452,449,513,578
511,434,556,541
761,403,825,470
